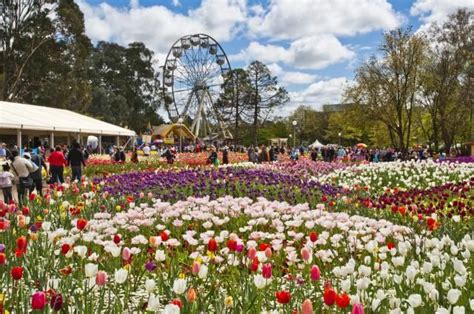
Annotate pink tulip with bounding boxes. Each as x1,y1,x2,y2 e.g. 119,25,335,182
302,299,314,314
310,265,320,281
192,261,200,275
265,247,272,259
236,243,244,252
262,263,272,279
352,303,365,314
96,271,108,286
247,247,257,260
122,247,131,260
301,247,310,261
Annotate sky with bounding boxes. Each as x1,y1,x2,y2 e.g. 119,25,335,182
77,0,474,116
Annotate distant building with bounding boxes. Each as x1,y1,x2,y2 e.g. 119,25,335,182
322,103,354,112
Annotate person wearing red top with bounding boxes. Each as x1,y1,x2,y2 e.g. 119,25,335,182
48,146,67,183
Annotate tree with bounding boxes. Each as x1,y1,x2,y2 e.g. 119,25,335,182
289,105,328,145
420,9,474,152
346,28,426,155
1,0,56,101
1,0,92,112
246,61,289,146
218,68,253,143
88,42,162,132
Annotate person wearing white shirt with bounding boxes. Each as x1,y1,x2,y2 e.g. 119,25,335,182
143,144,151,157
10,150,37,206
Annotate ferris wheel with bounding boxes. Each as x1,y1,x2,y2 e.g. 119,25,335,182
162,34,233,140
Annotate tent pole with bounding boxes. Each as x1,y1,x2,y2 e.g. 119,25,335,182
17,129,22,150
99,135,102,154
116,136,120,147
50,132,55,148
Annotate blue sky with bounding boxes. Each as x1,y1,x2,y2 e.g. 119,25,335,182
78,0,474,115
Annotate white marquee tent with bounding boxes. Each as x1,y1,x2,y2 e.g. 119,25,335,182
0,101,135,150
309,139,325,148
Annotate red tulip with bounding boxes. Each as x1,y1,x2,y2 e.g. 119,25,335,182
323,288,337,306
22,206,30,215
50,293,63,311
258,243,271,251
336,293,350,308
250,258,259,272
309,231,318,242
387,242,395,250
207,238,218,252
0,253,5,264
171,298,182,309
275,290,291,304
160,231,169,242
11,266,23,280
76,218,88,231
262,263,272,279
61,244,71,255
31,291,47,310
113,234,121,244
16,236,27,251
226,239,237,251
399,206,406,215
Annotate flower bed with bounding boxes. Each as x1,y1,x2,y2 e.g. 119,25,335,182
0,196,472,313
95,167,342,205
319,160,474,194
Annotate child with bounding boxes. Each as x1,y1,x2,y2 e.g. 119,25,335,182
0,163,14,203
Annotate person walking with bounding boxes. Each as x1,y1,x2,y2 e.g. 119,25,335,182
48,146,67,183
10,150,37,206
207,146,218,166
0,164,14,203
222,145,229,165
68,142,86,182
26,150,47,196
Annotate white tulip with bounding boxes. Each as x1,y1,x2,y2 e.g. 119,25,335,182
429,289,439,302
422,261,432,274
453,306,465,314
146,294,160,312
371,298,382,311
470,299,474,311
198,264,208,279
454,275,466,287
452,259,466,275
406,266,417,282
254,274,267,289
145,279,156,293
74,245,88,258
172,278,187,295
114,268,128,284
447,289,462,304
450,245,459,256
155,250,166,262
435,308,449,314
42,221,51,231
163,304,180,314
84,263,98,278
407,294,422,308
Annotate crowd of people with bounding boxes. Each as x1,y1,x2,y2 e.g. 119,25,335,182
0,142,89,205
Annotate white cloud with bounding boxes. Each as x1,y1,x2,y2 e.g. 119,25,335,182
411,0,474,25
288,77,352,112
248,0,401,40
171,0,181,7
267,63,317,85
76,0,247,58
231,35,354,69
